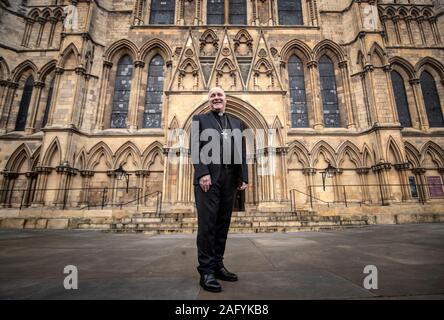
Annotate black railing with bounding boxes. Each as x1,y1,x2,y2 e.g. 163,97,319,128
0,187,163,215
290,182,444,213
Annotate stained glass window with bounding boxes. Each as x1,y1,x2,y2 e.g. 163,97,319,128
278,0,303,25
319,56,340,127
143,55,164,128
150,0,175,25
391,71,412,127
420,71,444,127
15,76,34,131
207,0,224,24
229,0,247,25
288,55,308,127
111,55,133,128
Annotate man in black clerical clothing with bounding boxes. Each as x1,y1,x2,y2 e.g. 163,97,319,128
191,87,248,292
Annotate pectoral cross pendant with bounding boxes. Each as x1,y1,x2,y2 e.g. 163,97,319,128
221,130,228,139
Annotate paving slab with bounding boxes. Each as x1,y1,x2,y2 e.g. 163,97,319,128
0,223,443,300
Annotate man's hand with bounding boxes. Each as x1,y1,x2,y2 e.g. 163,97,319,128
238,182,248,191
199,175,212,192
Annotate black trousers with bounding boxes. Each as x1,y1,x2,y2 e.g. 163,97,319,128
195,166,238,275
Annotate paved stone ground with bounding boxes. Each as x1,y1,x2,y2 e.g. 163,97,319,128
0,223,444,300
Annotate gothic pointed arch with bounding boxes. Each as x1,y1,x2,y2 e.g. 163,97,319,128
200,29,219,56
168,115,180,130
59,43,80,69
143,141,165,169
386,137,404,164
139,38,173,62
233,29,253,56
28,8,41,19
104,39,138,62
313,39,346,62
368,42,387,67
281,39,313,63
337,141,362,168
271,116,284,146
74,148,87,170
114,141,141,169
287,140,310,168
38,60,57,82
362,143,374,167
389,56,416,79
11,60,38,82
403,142,420,166
420,141,444,167
415,57,444,80
182,95,270,141
0,57,10,80
42,137,61,166
5,143,32,172
87,142,113,169
31,145,41,170
310,141,337,167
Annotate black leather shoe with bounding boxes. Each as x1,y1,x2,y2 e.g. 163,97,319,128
215,267,238,282
200,273,222,292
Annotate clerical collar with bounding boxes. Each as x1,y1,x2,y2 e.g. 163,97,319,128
211,110,224,117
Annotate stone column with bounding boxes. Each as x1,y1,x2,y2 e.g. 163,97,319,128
307,60,323,129
364,64,380,124
429,17,441,45
380,15,389,44
79,170,94,205
194,0,202,25
47,17,58,47
31,167,52,206
21,17,34,47
417,16,427,45
302,167,316,209
383,64,399,124
392,15,402,44
268,0,274,26
0,80,9,122
129,60,145,129
46,66,64,127
394,162,411,201
371,162,393,205
279,147,288,200
35,17,46,47
0,172,18,207
25,81,45,134
357,167,371,203
405,15,414,45
0,82,18,132
360,73,373,127
409,78,429,130
412,167,429,203
338,61,356,129
107,170,118,207
135,170,149,205
54,163,77,207
95,61,113,130
251,0,259,25
224,0,229,25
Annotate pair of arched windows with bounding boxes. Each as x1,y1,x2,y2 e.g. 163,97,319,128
391,70,444,128
15,76,54,131
288,55,340,128
110,54,165,129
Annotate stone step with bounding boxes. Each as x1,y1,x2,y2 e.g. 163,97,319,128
103,223,369,235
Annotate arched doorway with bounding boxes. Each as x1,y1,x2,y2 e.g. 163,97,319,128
163,95,288,214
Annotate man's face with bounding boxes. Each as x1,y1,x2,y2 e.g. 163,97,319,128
208,87,226,112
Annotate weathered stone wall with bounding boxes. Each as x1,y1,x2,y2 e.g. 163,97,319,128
0,0,443,218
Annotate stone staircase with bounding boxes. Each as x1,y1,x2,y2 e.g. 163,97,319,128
101,210,375,234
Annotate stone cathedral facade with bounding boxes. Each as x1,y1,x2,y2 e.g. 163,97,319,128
0,0,443,225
